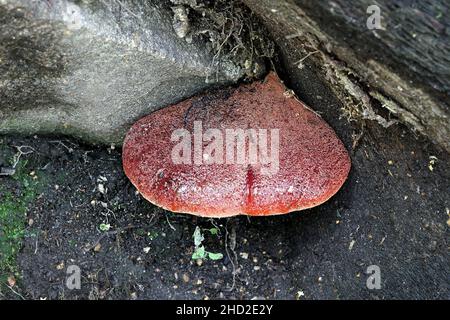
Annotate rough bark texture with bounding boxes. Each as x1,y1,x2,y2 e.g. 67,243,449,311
243,0,450,153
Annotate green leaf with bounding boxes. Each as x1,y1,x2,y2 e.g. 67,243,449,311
99,223,111,232
192,246,206,260
193,226,204,247
208,228,219,236
208,252,223,260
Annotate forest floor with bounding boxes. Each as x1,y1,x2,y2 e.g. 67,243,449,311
0,115,448,299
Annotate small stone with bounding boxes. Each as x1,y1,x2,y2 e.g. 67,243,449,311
239,252,249,259
349,240,355,251
143,247,150,254
94,243,102,252
98,183,106,194
182,273,190,283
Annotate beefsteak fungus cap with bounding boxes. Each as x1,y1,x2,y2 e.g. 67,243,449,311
123,72,350,217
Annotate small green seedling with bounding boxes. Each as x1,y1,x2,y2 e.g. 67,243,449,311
192,245,206,260
191,226,223,261
99,223,111,232
207,252,223,260
207,227,219,236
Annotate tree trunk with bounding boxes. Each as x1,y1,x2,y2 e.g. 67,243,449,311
244,0,450,152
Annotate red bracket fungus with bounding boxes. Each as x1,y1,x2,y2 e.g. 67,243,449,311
123,72,351,217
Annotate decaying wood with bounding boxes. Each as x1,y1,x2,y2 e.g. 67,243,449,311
243,0,450,152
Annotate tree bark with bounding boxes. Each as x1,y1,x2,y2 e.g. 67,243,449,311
244,0,450,152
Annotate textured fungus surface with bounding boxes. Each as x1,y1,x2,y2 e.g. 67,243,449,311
123,72,351,217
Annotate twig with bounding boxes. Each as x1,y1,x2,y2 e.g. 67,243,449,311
34,234,39,254
115,0,140,19
12,145,35,168
285,32,302,39
166,214,177,231
6,285,26,300
351,126,365,150
224,221,237,292
49,140,73,153
295,50,320,66
85,225,135,252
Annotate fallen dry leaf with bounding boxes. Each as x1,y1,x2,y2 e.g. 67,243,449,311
94,243,102,252
7,275,16,287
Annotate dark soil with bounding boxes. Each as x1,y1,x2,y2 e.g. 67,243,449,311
0,109,449,299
